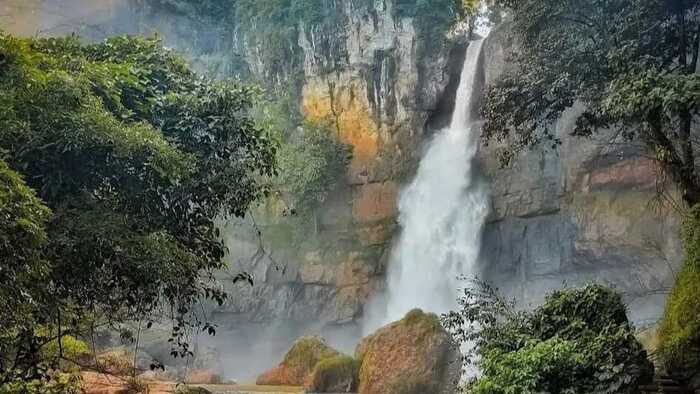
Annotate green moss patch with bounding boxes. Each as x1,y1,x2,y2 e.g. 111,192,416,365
659,204,700,379
306,355,359,393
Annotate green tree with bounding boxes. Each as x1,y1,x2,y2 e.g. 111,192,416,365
0,32,275,383
443,282,653,393
482,0,700,204
276,120,352,219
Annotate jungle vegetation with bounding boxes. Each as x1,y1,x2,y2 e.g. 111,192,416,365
0,33,275,389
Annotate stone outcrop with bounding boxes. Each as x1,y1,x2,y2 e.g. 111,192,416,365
256,336,341,386
355,309,461,394
304,355,359,393
478,23,684,327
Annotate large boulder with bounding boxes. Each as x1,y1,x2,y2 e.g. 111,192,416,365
356,309,461,394
256,336,340,386
304,355,359,393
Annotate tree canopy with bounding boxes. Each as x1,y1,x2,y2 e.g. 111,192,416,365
0,32,275,384
483,0,700,204
443,282,653,393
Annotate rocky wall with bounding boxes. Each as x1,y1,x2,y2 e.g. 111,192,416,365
478,24,684,327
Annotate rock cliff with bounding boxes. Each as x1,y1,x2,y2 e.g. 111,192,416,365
479,24,684,327
0,0,682,334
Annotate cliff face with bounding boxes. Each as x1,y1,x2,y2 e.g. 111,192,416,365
479,25,684,327
0,1,682,331
217,1,462,328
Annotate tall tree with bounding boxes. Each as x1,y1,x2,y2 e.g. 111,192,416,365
0,33,276,383
482,0,700,204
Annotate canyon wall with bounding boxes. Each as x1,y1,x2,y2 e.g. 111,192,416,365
0,0,461,331
0,1,683,333
479,24,684,327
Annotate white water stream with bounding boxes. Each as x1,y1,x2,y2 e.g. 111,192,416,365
366,37,490,331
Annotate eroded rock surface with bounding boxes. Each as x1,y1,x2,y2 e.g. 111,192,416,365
479,24,684,327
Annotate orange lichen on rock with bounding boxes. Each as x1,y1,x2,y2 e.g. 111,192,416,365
302,80,380,181
352,182,398,223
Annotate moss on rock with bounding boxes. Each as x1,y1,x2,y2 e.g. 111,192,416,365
659,204,700,382
305,355,359,393
256,336,341,386
356,309,460,394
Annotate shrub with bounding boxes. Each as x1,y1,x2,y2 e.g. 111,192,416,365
40,334,90,365
0,371,81,394
444,282,653,394
276,120,352,218
471,338,586,394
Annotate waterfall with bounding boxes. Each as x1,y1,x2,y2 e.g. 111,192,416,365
365,38,490,330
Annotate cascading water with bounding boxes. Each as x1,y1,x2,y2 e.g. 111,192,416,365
365,37,490,331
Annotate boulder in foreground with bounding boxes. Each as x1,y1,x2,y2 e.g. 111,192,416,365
304,355,359,393
356,309,461,394
256,336,340,386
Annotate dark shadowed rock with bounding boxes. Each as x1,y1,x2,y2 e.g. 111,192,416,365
304,355,359,393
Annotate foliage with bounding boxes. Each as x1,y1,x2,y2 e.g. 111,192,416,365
472,337,585,394
276,120,352,218
0,32,275,383
659,204,700,380
0,372,81,394
40,336,89,366
482,0,700,204
0,160,51,370
443,282,653,394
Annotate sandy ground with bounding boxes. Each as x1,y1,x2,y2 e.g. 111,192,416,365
82,372,304,394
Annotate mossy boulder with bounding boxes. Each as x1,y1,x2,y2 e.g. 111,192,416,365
256,336,341,386
304,355,359,393
356,309,461,394
659,204,700,385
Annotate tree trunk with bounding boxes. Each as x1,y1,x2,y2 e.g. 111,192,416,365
680,110,699,205
647,110,700,206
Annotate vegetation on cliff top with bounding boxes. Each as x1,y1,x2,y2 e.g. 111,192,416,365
444,283,653,393
483,0,700,205
0,32,275,388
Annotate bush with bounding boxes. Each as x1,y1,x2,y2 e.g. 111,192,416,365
40,334,90,366
472,338,585,394
0,372,81,394
276,120,352,218
659,204,700,380
444,282,653,394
